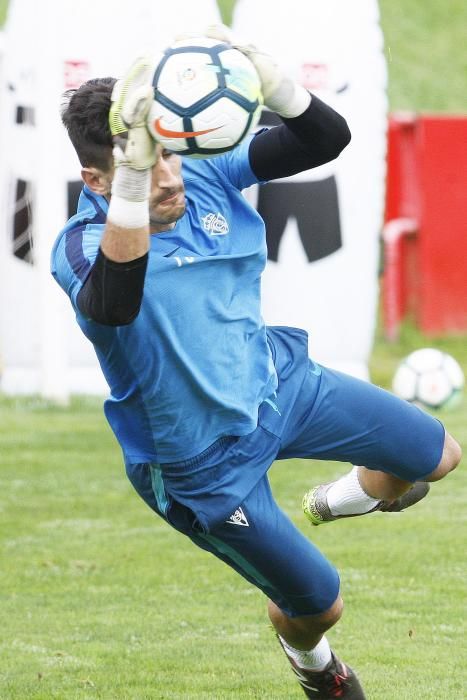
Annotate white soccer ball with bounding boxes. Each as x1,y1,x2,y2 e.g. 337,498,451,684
147,36,263,157
392,348,465,410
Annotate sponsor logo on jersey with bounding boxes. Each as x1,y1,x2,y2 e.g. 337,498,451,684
201,212,229,236
226,507,249,527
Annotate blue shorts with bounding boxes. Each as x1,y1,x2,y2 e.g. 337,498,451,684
126,327,445,618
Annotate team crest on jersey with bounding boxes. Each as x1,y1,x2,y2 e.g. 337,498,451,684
201,212,229,236
226,507,249,527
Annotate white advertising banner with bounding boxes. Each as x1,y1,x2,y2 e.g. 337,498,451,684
233,0,388,379
0,0,221,397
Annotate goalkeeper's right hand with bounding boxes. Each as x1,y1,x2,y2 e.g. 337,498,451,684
107,57,157,227
109,57,156,172
203,24,311,119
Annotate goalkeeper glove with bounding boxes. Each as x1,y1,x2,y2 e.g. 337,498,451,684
108,57,156,227
109,56,156,173
204,24,311,118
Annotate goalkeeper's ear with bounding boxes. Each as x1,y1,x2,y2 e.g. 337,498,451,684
81,166,113,196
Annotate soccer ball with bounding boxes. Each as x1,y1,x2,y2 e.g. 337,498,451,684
392,348,465,410
147,36,263,157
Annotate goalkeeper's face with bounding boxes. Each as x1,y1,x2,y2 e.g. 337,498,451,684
148,145,185,233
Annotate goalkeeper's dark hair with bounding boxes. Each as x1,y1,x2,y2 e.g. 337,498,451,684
61,77,116,171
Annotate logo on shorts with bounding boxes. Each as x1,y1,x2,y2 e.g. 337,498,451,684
226,507,249,527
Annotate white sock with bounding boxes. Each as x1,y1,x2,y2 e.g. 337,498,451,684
280,635,332,672
326,466,381,516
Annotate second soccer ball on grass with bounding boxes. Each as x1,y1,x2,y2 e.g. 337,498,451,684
392,348,465,410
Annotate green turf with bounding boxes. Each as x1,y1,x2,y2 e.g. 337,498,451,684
1,331,466,699
379,0,467,112
0,0,6,26
216,0,467,112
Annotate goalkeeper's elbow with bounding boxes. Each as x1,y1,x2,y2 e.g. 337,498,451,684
334,116,352,156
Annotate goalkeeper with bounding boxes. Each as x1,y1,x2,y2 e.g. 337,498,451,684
52,27,461,700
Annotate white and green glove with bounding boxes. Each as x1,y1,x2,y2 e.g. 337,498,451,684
204,24,311,118
108,57,156,228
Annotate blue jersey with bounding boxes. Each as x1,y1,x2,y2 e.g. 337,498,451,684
51,137,278,463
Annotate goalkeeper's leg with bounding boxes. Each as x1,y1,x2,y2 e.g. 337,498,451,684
126,462,367,698
276,362,461,526
303,430,460,526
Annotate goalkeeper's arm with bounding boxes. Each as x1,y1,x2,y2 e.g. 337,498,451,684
77,58,156,326
202,25,350,181
77,249,147,326
249,94,351,181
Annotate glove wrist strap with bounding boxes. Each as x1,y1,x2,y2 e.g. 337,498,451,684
269,84,311,119
108,166,150,228
111,165,151,202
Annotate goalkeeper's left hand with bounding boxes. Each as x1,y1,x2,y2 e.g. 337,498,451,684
109,57,157,173
107,57,157,228
203,24,311,118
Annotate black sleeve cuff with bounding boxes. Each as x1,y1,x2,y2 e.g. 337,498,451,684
77,248,148,326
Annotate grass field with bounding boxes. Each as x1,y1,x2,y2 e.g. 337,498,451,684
1,1,466,698
1,331,466,699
